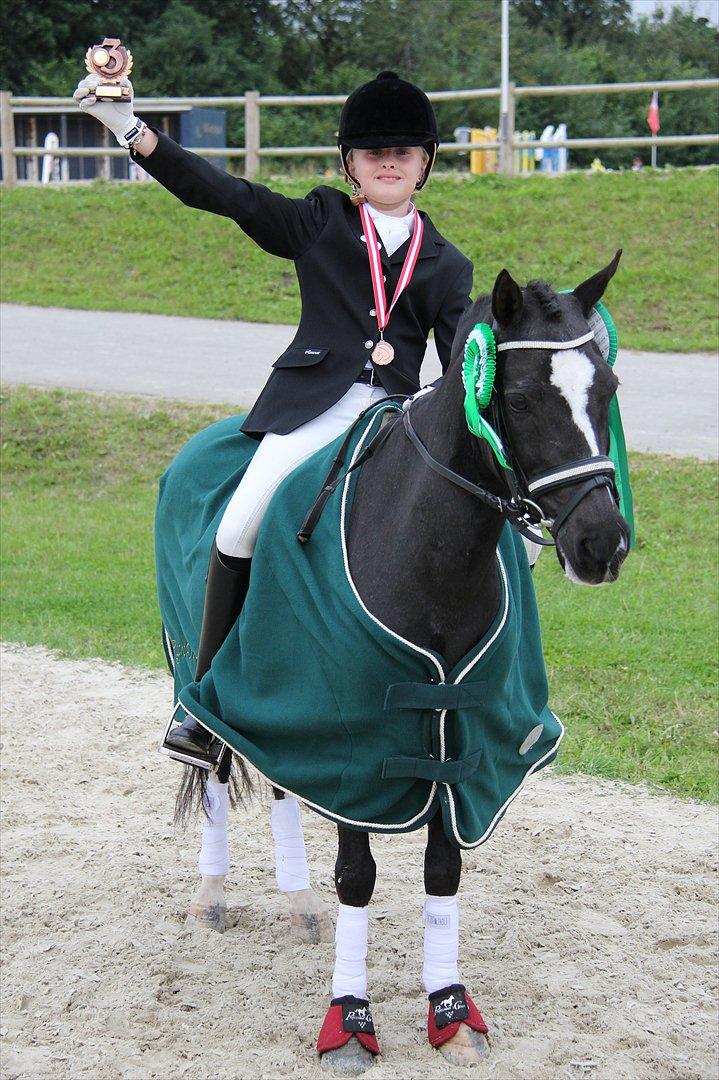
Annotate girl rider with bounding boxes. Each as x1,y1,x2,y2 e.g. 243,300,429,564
73,69,474,765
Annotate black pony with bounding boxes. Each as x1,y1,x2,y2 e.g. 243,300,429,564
170,254,629,1074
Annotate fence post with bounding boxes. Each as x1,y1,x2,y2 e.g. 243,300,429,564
1,91,17,186
100,125,111,181
245,91,260,179
499,82,516,176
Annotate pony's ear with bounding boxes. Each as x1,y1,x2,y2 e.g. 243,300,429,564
573,249,622,316
491,269,524,326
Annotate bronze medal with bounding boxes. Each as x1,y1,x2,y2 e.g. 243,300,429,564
371,340,395,366
359,203,424,373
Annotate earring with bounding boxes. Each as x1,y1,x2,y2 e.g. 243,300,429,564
415,176,424,189
349,178,367,206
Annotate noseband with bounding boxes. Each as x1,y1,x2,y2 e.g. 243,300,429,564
403,331,618,547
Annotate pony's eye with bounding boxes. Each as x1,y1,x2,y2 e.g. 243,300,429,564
506,394,529,412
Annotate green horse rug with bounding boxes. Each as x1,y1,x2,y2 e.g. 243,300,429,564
155,402,563,849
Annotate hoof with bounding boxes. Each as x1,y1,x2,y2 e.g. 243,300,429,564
287,888,334,943
437,1024,490,1066
320,1041,374,1076
290,908,334,944
186,902,227,934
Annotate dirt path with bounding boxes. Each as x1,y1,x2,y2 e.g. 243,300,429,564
1,643,716,1080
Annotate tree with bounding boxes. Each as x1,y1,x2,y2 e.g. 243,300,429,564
512,0,632,47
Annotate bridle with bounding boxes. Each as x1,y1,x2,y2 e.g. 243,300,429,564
297,330,618,548
402,330,618,547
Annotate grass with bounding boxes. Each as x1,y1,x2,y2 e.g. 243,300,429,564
1,386,717,803
1,168,717,353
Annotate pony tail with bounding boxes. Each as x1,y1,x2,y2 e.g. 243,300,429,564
174,752,254,827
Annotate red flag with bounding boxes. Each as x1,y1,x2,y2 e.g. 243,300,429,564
647,91,660,135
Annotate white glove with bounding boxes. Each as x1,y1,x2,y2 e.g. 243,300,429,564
73,74,143,148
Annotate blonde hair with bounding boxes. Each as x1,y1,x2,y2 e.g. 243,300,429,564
344,147,431,205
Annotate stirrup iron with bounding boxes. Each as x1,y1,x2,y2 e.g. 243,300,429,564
157,702,224,771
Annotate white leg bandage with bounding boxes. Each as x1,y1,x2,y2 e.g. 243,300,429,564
197,778,230,876
332,903,369,1000
271,796,310,893
422,894,460,995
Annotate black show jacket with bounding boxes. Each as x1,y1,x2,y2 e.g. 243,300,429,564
132,131,473,436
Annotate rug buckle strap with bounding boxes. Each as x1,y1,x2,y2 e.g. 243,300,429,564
381,752,482,784
384,682,486,712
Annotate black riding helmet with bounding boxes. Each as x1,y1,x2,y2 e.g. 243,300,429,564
338,70,439,190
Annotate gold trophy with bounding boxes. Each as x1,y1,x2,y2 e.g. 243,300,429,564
84,38,133,99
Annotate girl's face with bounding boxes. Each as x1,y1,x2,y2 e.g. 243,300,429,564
349,146,426,213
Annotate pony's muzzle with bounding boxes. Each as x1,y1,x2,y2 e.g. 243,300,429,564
555,495,630,586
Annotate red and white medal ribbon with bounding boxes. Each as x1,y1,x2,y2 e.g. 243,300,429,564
359,202,424,365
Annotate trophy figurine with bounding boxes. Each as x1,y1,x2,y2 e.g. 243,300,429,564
84,38,133,99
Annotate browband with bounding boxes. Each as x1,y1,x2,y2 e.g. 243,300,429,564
496,330,595,352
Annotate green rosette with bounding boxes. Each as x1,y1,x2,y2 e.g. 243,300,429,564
608,396,635,546
462,323,510,470
589,301,635,545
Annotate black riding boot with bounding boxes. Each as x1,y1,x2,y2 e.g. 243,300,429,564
164,542,251,761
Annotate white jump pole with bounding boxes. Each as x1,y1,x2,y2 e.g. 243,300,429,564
499,0,512,175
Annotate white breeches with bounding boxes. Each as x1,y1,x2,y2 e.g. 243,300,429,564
216,383,387,559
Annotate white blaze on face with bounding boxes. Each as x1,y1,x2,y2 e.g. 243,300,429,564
549,349,600,455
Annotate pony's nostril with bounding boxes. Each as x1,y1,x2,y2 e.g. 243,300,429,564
580,534,600,562
580,526,628,574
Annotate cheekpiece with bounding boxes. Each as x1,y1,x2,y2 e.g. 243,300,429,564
461,297,633,542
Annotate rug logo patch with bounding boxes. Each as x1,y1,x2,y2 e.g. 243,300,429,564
518,723,544,756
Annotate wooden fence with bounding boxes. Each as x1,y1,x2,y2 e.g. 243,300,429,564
1,77,717,185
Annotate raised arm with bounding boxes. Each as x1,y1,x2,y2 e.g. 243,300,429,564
73,75,328,260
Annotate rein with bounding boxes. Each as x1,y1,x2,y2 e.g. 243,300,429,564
401,406,555,546
297,396,406,543
297,320,619,548
403,401,615,545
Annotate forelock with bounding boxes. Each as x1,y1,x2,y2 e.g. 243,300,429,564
525,280,563,321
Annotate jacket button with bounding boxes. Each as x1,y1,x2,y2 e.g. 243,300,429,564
364,340,374,350
369,308,376,316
